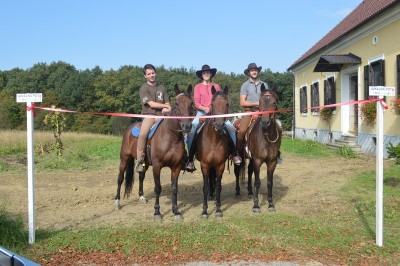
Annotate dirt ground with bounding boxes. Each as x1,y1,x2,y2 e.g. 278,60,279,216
0,153,380,231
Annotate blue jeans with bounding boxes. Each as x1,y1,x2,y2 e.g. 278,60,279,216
186,111,237,152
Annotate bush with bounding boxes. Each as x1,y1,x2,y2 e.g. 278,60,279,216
360,102,376,126
387,142,400,164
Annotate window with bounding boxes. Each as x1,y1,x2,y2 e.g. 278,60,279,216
364,58,385,99
300,86,307,114
324,77,336,110
311,81,319,113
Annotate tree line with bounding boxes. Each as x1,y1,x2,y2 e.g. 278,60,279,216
0,61,294,135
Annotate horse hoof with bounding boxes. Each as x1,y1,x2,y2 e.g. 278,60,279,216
201,214,208,220
215,212,223,218
175,214,184,221
268,206,276,212
114,200,121,210
139,196,147,203
154,215,162,221
252,207,261,213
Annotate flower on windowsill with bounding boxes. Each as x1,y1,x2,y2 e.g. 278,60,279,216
391,97,400,116
360,101,376,126
319,107,334,122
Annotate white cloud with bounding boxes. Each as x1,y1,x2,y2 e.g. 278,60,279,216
318,8,353,19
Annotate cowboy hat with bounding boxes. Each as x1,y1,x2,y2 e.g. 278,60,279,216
244,63,262,75
196,64,217,79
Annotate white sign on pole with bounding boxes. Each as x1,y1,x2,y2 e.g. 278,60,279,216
369,86,395,96
16,93,42,244
16,93,43,103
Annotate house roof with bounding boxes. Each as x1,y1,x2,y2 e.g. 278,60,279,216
288,0,398,71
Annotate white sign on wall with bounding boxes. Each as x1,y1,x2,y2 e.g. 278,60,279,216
369,86,395,96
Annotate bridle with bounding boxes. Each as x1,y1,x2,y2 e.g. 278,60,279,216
259,93,279,143
167,92,193,133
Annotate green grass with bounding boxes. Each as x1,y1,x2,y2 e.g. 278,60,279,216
0,131,121,173
281,137,338,158
1,132,399,264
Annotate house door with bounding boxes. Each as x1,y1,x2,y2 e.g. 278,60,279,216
349,75,358,135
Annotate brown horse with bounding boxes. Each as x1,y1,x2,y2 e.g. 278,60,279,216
114,84,193,221
195,86,230,219
234,84,282,212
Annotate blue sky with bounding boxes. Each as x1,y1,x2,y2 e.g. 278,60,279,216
1,0,362,75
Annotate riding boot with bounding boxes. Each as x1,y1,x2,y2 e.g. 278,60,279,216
227,134,242,165
136,154,146,173
185,131,198,172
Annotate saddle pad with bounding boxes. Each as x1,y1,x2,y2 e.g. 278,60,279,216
131,119,164,139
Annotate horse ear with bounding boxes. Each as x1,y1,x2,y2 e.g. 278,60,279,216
211,85,217,95
187,84,193,95
174,84,181,95
223,85,229,95
260,83,267,94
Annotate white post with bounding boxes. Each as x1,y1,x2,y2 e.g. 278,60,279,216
376,96,384,247
27,102,36,244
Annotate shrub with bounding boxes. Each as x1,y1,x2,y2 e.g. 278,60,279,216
387,142,400,164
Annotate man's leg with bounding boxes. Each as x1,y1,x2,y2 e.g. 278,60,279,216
136,117,156,172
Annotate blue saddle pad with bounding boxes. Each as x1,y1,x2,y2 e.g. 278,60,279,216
131,119,163,139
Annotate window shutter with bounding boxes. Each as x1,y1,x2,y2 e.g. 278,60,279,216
364,65,369,99
324,80,328,105
397,54,400,96
331,77,336,110
380,59,385,86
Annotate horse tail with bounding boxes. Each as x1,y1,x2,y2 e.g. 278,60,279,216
124,156,135,198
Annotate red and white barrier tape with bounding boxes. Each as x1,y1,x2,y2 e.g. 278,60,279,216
32,97,387,119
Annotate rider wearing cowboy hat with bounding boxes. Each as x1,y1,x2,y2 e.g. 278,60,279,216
185,64,242,172
236,63,283,164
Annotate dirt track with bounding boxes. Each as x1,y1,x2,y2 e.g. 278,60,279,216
0,153,378,230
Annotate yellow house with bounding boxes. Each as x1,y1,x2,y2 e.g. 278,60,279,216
288,0,400,158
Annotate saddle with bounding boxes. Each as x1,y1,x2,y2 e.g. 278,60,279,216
131,119,164,166
131,119,163,139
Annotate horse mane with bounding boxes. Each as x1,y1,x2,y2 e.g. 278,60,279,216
211,90,227,101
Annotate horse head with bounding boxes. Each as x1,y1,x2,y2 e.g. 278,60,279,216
259,84,278,129
210,85,229,134
173,84,194,133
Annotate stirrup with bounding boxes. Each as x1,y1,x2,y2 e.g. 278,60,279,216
136,159,145,173
185,161,196,172
231,155,242,165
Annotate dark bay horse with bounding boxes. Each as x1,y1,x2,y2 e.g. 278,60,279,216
195,86,230,219
114,84,193,220
234,84,282,212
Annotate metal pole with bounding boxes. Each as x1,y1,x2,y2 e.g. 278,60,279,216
27,102,36,244
376,97,383,247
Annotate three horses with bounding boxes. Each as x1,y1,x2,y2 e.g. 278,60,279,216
115,83,282,219
114,84,193,220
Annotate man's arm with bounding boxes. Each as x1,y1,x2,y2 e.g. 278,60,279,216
240,95,259,108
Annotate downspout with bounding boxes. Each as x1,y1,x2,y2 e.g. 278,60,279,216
291,73,296,139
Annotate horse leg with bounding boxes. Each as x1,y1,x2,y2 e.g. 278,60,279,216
266,162,277,212
247,160,254,197
208,169,215,200
252,161,262,213
171,167,183,220
233,163,242,198
138,171,147,203
201,168,210,219
215,171,223,218
115,155,129,210
153,166,162,221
